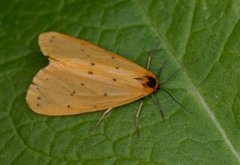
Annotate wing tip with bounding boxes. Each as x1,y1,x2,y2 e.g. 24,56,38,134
38,31,61,57
38,31,57,44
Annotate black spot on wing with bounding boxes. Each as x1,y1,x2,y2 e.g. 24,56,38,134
88,71,93,75
70,91,76,96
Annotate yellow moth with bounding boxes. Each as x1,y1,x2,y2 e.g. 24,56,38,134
26,32,160,116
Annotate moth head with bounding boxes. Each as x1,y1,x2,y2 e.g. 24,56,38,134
135,73,159,93
145,75,159,91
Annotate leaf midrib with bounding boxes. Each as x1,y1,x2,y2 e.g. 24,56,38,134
133,0,240,162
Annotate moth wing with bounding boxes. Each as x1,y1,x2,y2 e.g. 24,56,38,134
38,32,149,74
26,31,157,116
26,59,149,116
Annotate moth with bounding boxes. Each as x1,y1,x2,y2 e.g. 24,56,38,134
26,32,188,131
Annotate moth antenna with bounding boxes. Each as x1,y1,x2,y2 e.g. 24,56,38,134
151,94,165,119
156,61,167,79
161,57,201,86
160,88,191,114
161,66,185,86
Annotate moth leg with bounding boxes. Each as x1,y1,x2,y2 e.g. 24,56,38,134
135,99,144,136
95,108,112,127
146,51,153,70
151,94,165,119
146,42,160,70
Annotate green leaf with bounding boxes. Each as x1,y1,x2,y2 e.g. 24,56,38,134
1,0,240,164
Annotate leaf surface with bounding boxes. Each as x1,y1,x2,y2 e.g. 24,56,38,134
1,0,240,164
